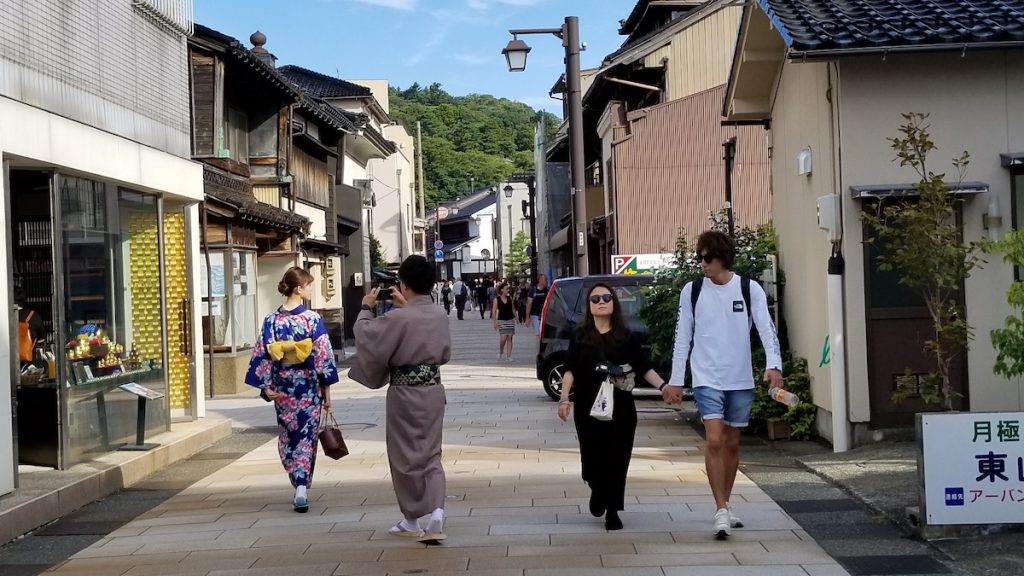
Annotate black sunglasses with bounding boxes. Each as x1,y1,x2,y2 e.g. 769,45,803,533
589,293,614,304
699,253,716,263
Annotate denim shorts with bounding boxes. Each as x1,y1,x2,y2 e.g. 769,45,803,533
692,387,755,428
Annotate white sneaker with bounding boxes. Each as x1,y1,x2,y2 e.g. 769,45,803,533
497,353,504,360
713,508,731,539
726,503,743,528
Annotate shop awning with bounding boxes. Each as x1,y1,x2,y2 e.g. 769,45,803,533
301,237,349,257
849,181,989,200
203,166,310,234
550,226,570,250
442,237,479,254
337,214,361,235
1001,153,1024,168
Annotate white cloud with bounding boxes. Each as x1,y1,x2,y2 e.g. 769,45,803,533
355,0,417,10
452,52,490,65
407,24,452,66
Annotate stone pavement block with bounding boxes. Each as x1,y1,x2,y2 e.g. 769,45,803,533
121,557,256,576
735,550,837,565
334,557,470,574
69,543,146,558
378,545,507,560
601,552,739,567
801,566,853,576
634,541,768,554
207,564,338,576
669,530,802,542
471,554,602,570
663,567,810,576
132,537,259,555
550,532,675,546
250,548,383,566
138,518,258,535
524,569,663,576
507,543,637,557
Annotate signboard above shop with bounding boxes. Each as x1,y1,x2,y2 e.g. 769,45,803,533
920,412,1024,526
611,254,675,275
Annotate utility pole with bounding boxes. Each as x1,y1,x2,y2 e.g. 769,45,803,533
417,121,427,255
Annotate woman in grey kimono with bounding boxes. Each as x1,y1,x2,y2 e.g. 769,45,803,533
349,255,452,543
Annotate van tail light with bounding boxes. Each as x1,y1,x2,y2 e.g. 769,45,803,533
539,282,555,339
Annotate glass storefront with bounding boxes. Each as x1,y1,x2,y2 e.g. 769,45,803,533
200,249,257,352
13,170,193,469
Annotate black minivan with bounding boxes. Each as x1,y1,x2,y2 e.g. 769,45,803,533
535,274,672,400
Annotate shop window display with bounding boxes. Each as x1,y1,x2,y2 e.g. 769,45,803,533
60,177,168,465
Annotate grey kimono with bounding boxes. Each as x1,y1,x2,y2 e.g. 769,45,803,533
349,295,452,519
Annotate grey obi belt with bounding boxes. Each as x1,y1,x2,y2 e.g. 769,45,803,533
389,364,441,387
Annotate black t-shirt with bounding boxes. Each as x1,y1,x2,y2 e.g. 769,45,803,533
530,286,548,316
565,329,651,409
496,296,515,320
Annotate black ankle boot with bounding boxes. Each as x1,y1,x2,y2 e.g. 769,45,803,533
605,510,623,531
589,490,605,517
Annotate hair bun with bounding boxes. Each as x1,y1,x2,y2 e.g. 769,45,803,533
277,281,289,295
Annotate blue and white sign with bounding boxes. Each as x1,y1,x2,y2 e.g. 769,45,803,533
434,250,444,263
921,412,1024,525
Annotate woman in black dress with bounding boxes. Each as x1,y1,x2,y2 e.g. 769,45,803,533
557,283,667,530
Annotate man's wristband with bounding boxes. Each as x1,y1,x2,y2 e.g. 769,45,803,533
558,399,570,405
657,383,666,391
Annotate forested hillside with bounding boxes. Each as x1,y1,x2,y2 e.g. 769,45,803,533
388,83,561,208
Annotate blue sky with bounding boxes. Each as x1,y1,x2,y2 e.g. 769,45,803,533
195,0,633,116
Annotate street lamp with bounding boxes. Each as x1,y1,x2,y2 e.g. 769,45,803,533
502,17,588,276
503,184,514,198
502,38,531,72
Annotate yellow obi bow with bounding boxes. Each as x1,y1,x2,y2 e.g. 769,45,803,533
267,338,314,365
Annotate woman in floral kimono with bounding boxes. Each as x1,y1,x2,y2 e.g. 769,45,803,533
245,267,339,513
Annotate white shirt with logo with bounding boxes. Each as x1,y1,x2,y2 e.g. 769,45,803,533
667,274,782,390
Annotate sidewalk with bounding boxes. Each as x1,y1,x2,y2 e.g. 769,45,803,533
0,417,231,545
43,314,850,575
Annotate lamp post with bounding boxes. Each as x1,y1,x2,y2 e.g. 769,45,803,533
503,185,515,269
503,16,588,276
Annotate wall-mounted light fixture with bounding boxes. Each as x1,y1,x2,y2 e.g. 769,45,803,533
797,147,812,176
983,194,1003,241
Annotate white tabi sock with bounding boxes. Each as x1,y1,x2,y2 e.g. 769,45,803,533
295,486,307,500
399,518,420,532
430,508,444,523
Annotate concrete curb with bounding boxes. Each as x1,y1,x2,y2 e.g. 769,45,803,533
0,418,232,544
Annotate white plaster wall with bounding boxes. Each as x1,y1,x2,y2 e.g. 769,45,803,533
284,199,327,240
370,124,415,264
0,136,13,496
496,182,529,272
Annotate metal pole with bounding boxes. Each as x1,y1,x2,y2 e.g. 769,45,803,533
723,137,736,236
565,16,588,275
528,176,538,284
417,122,426,254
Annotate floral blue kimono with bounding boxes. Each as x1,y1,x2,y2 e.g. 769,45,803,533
245,305,339,488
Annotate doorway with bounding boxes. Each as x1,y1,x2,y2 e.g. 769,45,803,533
862,204,968,428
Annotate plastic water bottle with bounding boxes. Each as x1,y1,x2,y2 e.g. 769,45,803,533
768,386,800,407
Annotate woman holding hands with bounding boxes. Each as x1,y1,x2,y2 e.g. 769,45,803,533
557,283,666,530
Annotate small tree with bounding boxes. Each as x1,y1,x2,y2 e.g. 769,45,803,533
861,113,982,410
988,230,1024,378
504,230,530,278
368,233,388,270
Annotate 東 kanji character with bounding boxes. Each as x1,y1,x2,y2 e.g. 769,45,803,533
977,451,1009,483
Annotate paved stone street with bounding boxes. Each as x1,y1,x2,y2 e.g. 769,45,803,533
43,306,850,576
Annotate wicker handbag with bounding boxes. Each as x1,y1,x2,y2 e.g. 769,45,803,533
319,409,349,460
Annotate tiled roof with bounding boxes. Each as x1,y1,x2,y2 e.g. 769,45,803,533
202,166,310,234
759,0,1024,54
192,24,301,101
279,65,373,99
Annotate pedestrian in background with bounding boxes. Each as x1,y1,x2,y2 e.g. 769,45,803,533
524,273,549,336
661,230,783,540
452,277,467,320
476,278,489,320
492,282,516,361
350,255,452,543
245,267,339,513
441,280,452,315
515,280,529,324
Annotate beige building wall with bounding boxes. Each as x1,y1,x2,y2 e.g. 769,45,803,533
643,6,742,101
837,51,1024,415
768,62,845,430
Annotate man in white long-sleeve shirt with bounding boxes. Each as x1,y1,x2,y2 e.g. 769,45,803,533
661,230,784,540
